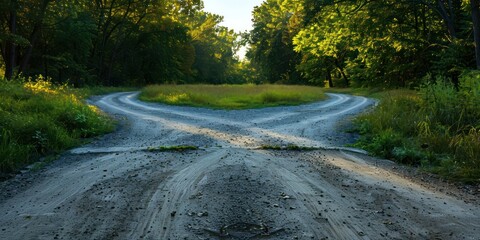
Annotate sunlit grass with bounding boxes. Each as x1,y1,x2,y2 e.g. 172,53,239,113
0,77,115,176
139,84,326,109
75,86,138,98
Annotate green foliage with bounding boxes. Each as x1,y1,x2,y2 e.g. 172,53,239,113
1,0,246,85
139,84,326,109
247,0,305,84
358,128,404,159
246,0,477,87
353,71,480,182
0,128,32,174
0,76,114,174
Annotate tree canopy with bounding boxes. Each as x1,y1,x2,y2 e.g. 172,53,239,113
0,0,242,85
247,0,480,87
1,0,479,87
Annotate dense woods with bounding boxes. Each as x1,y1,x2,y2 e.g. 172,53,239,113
0,0,241,85
247,0,480,87
1,0,479,87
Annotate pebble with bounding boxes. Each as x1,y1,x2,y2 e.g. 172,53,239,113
197,211,208,217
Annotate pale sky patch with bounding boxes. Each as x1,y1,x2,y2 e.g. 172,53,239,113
202,0,265,33
202,0,265,59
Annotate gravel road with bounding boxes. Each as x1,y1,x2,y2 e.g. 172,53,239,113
1,92,479,239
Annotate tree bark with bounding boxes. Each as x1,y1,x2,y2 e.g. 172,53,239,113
326,69,334,88
17,0,51,76
4,10,17,80
437,0,457,39
472,0,480,69
334,59,349,87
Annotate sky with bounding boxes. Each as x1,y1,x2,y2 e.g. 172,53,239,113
202,0,265,33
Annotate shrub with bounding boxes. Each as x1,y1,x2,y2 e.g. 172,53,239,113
353,72,480,182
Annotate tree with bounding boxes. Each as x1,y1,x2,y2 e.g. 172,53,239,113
0,0,44,79
247,0,305,84
291,0,476,87
472,0,480,69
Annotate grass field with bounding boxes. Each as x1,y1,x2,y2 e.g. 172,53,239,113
139,84,326,109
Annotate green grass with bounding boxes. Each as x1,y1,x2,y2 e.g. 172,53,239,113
0,76,115,176
139,84,326,109
327,87,411,99
75,86,138,98
147,145,199,152
348,72,480,183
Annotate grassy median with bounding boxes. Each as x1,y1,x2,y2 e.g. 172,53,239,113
139,84,326,109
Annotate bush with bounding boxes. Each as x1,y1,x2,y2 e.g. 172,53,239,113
353,71,480,182
366,128,404,159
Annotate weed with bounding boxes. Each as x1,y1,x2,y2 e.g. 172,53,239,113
258,144,319,151
258,145,283,150
147,145,199,152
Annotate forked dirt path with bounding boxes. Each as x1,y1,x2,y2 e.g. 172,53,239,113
1,92,479,239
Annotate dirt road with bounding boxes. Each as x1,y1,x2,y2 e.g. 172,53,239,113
1,92,479,239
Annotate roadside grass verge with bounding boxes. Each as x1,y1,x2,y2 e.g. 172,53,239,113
0,76,116,177
347,72,480,183
75,86,138,98
139,84,326,109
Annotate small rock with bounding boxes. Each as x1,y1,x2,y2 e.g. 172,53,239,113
171,211,176,217
197,211,208,217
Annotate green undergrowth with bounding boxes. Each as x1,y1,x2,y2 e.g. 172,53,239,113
147,145,199,152
139,84,326,109
0,76,115,176
351,71,480,183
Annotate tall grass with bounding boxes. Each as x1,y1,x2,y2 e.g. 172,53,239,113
139,84,326,109
353,71,480,182
0,76,114,175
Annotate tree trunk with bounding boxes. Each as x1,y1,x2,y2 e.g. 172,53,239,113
17,0,51,76
326,69,334,88
4,10,17,80
18,25,41,75
437,0,457,39
472,0,480,69
334,59,349,87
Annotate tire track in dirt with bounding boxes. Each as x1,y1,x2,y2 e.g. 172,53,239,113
129,149,227,239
